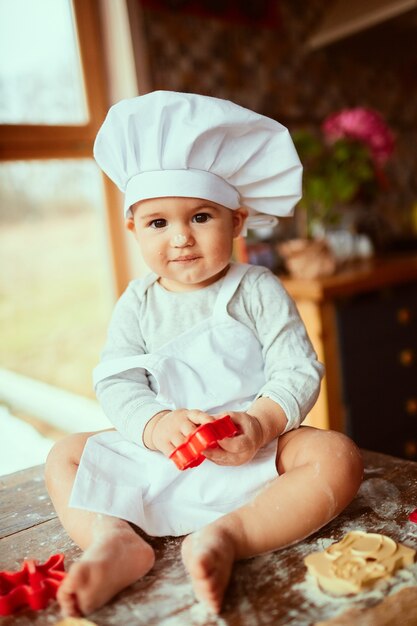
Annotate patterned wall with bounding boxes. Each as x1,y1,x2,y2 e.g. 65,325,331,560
138,0,417,243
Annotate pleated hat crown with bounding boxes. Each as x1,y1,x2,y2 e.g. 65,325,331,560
94,90,302,228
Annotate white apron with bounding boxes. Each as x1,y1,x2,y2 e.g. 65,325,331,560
70,263,278,536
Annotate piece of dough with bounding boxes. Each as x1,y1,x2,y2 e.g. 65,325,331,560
304,531,415,595
315,586,417,625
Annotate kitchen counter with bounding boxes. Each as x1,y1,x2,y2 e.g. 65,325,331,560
1,450,416,625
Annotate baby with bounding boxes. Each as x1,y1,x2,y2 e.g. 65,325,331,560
45,91,363,618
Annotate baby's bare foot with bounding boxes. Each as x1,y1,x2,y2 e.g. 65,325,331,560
181,524,236,614
58,521,155,616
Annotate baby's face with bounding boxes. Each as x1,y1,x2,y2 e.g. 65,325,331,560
126,197,247,292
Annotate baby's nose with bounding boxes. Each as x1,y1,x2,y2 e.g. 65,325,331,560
170,232,190,247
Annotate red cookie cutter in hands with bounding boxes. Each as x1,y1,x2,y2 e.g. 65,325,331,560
0,553,66,616
169,414,240,470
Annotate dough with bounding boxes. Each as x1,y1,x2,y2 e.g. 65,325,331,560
304,531,415,595
315,586,417,625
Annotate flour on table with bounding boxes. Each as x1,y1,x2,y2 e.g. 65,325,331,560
314,586,417,626
357,478,402,519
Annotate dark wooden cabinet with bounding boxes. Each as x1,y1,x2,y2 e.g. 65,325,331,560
282,254,417,460
336,282,417,458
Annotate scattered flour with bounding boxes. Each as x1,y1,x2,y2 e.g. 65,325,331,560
188,601,228,625
358,478,402,519
281,500,417,626
364,466,385,475
291,561,417,625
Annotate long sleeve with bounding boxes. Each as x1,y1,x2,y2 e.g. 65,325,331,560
95,283,168,446
244,269,324,432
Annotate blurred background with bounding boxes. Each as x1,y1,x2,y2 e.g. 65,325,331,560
1,0,416,474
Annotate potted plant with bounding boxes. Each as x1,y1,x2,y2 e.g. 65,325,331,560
279,108,395,279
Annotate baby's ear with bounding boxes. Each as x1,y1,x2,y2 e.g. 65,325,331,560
125,217,136,232
233,207,248,237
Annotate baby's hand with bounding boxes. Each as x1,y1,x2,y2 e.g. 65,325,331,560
203,411,264,466
151,409,215,457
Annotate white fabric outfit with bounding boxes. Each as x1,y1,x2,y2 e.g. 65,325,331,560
70,264,323,536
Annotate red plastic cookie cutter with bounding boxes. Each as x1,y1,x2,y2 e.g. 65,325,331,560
0,553,66,616
409,508,417,524
169,414,240,470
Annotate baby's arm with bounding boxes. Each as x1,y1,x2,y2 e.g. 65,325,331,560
204,268,325,466
95,283,170,445
245,269,324,432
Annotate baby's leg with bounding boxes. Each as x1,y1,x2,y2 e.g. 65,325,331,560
45,432,155,616
181,426,363,613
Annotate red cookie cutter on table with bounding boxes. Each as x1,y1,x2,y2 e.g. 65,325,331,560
0,553,66,616
409,508,417,524
169,414,240,470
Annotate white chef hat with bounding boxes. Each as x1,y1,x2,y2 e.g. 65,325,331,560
94,91,302,230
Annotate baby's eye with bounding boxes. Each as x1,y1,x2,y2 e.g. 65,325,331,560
192,213,211,224
149,218,167,229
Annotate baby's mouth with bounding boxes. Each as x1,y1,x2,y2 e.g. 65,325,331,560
171,255,200,263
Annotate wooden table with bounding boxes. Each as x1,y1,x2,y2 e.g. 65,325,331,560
1,450,416,626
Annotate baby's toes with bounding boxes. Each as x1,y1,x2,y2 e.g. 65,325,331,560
57,562,90,616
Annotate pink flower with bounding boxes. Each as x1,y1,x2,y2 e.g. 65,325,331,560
322,107,395,165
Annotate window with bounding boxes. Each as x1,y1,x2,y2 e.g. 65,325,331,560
0,0,87,125
0,159,110,397
0,0,126,399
